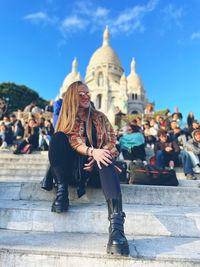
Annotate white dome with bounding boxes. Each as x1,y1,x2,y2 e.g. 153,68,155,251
127,58,144,91
60,58,82,96
87,27,122,69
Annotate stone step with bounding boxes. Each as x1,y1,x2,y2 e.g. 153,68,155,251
1,230,200,267
1,153,200,180
1,200,200,237
1,181,200,207
0,163,48,169
0,153,48,163
1,162,199,180
0,168,46,177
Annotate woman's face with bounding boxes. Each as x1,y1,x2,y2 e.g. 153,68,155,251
127,126,133,134
160,134,167,143
28,119,35,127
0,125,6,132
78,85,90,109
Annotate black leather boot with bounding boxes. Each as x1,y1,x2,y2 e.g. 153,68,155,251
40,165,54,191
107,196,129,256
51,166,69,213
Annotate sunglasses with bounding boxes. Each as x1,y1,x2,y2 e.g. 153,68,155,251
78,92,91,98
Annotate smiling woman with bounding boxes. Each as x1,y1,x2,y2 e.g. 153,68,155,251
48,81,129,256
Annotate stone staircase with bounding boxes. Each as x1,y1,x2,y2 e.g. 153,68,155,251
1,152,200,266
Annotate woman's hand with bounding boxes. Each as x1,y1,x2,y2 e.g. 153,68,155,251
92,149,112,169
83,157,95,172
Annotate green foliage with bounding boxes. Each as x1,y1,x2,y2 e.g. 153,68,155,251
0,82,48,114
155,110,168,116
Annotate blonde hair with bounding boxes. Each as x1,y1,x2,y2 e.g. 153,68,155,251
56,81,109,146
56,81,82,133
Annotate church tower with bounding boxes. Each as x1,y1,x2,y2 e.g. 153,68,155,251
127,58,148,113
60,57,82,97
85,26,128,123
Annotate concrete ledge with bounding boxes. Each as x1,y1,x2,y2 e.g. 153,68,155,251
1,181,200,206
1,200,200,237
1,230,200,267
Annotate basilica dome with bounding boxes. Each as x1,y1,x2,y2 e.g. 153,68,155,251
87,26,122,70
88,44,122,68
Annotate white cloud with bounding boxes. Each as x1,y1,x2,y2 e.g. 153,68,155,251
95,7,109,18
163,4,183,28
24,11,57,24
61,15,89,32
24,0,159,36
110,0,158,34
190,32,200,40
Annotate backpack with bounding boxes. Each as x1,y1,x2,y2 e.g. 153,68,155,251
129,161,178,186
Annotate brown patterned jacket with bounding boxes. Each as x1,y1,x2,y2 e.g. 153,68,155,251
65,110,119,158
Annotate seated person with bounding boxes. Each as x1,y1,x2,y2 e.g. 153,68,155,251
185,129,200,174
38,119,54,151
168,120,179,141
154,129,180,169
144,104,154,115
13,118,39,154
9,114,24,141
113,125,122,152
158,116,167,130
187,120,200,136
119,125,146,161
0,123,13,149
172,112,186,130
143,121,157,147
171,126,196,180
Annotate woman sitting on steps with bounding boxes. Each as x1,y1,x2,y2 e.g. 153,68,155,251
48,81,129,256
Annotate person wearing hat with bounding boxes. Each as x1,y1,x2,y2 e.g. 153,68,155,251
185,129,200,174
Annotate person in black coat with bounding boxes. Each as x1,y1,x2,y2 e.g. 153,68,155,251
154,129,180,169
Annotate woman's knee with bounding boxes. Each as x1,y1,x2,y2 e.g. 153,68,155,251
50,132,68,144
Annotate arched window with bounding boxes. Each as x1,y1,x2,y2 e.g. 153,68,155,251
97,94,102,109
98,72,103,86
131,110,138,114
132,94,138,100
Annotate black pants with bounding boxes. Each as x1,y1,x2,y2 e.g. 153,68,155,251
122,144,146,161
48,132,121,200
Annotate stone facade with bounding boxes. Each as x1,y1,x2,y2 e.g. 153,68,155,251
60,26,151,123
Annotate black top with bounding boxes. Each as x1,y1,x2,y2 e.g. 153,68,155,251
83,121,97,148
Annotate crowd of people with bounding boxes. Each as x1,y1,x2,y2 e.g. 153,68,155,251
0,107,55,153
114,109,200,180
1,100,200,182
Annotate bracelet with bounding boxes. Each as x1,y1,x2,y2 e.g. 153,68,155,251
86,147,89,156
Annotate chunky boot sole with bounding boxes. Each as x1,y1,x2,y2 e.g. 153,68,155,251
51,203,69,213
107,242,130,256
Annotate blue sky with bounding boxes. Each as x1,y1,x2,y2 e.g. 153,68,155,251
1,0,200,119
